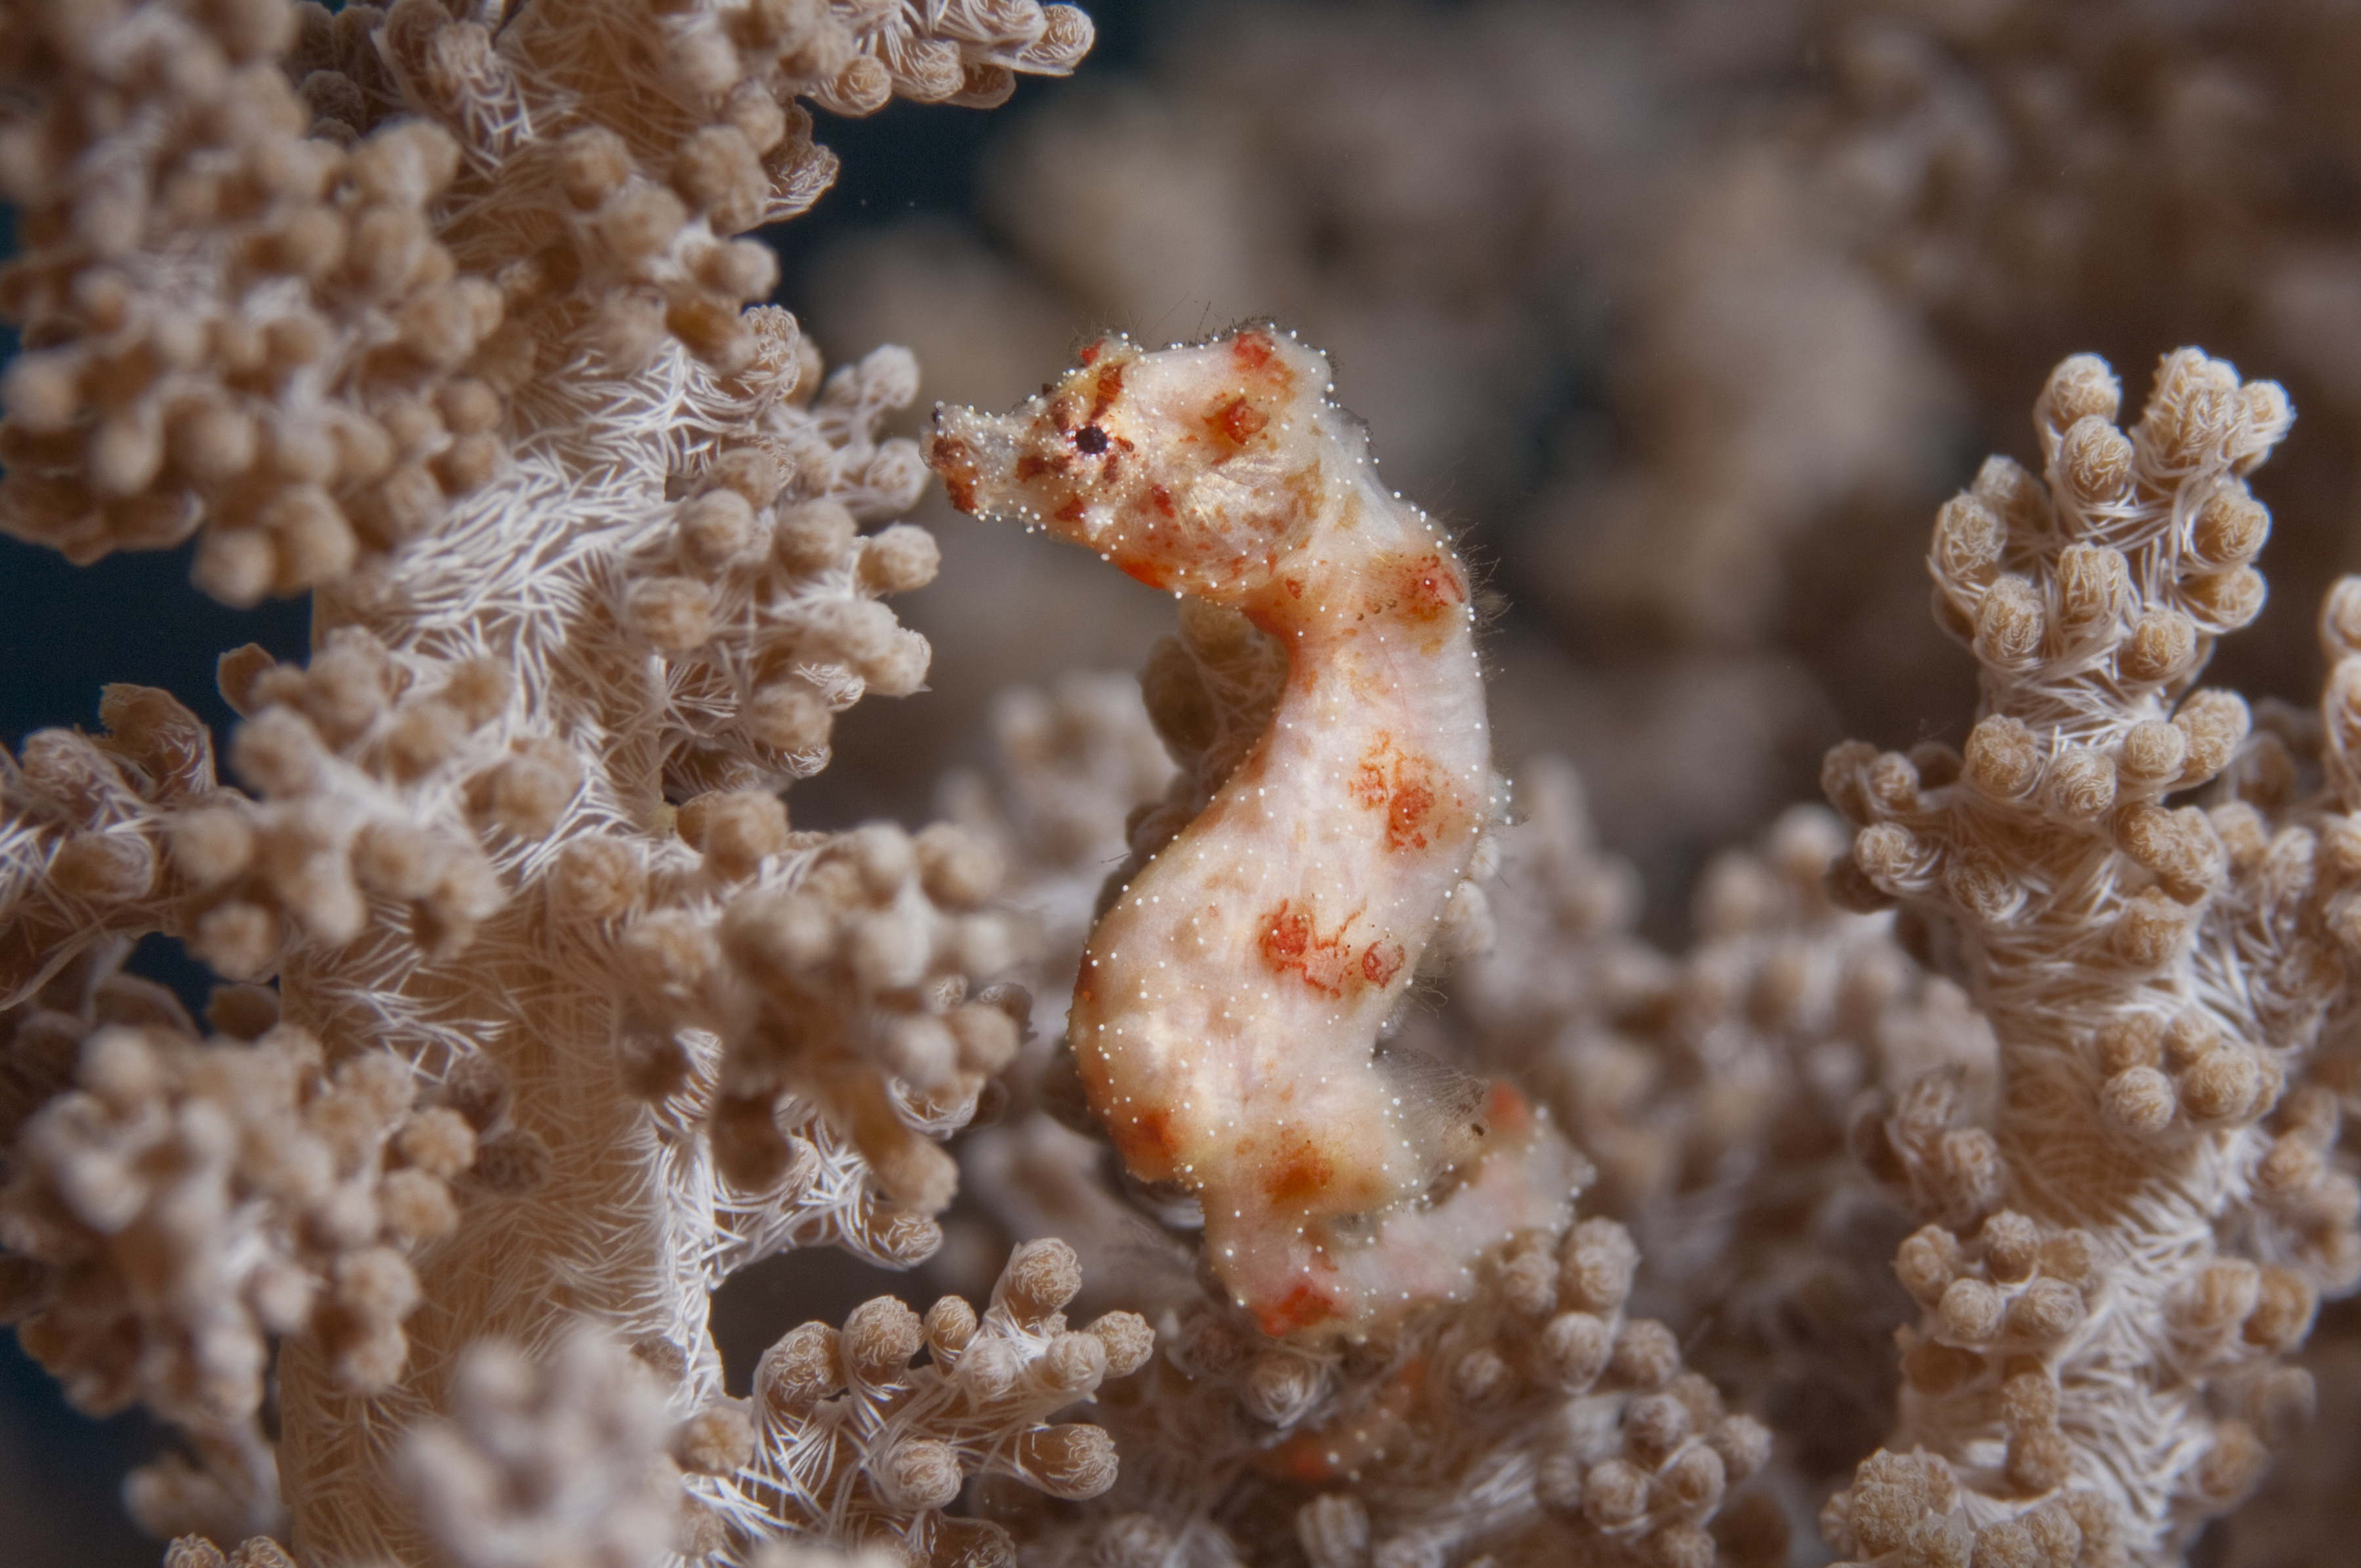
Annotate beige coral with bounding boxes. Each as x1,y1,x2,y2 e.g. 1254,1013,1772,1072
737,1238,1151,1561
1819,350,2353,1563
0,955,481,1542
0,0,1097,1561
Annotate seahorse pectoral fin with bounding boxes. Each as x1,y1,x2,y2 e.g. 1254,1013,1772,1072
1374,1043,1493,1184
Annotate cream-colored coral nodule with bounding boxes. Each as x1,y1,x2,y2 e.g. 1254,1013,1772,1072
927,328,1579,1338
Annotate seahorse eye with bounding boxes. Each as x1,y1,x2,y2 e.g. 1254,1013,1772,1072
1074,424,1110,454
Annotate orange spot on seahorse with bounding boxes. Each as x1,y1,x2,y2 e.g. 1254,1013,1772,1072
1350,734,1445,852
1388,776,1436,853
1210,395,1268,443
1234,329,1276,371
1118,1108,1175,1169
1261,902,1308,963
1405,553,1465,618
1360,940,1405,986
1261,1125,1337,1207
1358,550,1466,625
1257,900,1359,997
1257,1278,1339,1338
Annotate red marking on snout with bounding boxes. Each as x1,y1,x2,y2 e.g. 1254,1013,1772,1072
1089,363,1126,422
1151,485,1175,517
1078,340,1102,366
1233,330,1276,371
930,436,978,514
1360,940,1405,986
1055,497,1086,523
1283,576,1304,599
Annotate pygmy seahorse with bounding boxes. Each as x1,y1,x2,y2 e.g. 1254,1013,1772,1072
927,327,1579,1338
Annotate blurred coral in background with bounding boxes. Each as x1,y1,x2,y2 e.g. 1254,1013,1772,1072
5,1,2361,1565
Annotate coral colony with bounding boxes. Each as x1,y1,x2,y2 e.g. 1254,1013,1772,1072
0,5,2354,1568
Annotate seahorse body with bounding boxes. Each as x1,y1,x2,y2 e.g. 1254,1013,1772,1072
928,329,1579,1338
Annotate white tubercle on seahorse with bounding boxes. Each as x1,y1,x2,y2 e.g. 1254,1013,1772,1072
927,327,1580,1338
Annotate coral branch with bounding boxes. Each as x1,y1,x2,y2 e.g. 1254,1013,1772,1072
0,0,1095,1560
1822,350,2353,1564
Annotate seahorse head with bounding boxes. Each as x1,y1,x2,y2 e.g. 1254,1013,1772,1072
925,327,1346,603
